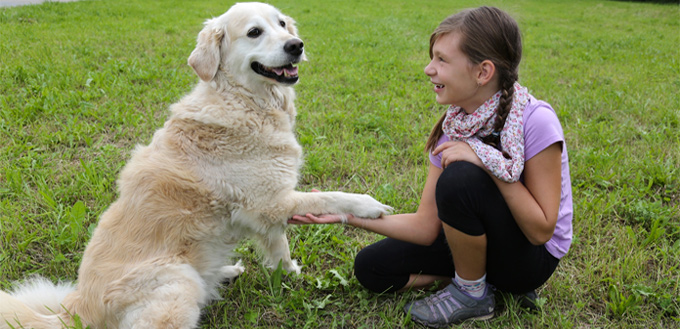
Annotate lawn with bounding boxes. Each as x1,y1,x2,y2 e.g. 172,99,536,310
0,0,678,328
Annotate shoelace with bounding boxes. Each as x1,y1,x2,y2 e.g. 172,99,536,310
423,289,463,322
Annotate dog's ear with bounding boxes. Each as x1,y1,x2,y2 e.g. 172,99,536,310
283,16,299,37
188,19,226,82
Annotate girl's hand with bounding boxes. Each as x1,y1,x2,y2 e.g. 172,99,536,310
432,141,483,168
288,213,354,225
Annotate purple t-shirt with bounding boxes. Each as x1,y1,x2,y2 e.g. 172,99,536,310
429,95,573,259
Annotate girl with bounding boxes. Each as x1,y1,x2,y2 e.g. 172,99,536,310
290,6,572,328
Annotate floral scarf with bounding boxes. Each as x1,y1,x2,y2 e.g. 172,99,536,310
442,82,529,182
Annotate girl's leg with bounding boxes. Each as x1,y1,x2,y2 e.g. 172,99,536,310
399,273,451,293
441,225,486,282
406,161,542,327
354,232,455,293
406,161,560,326
355,161,559,296
436,161,558,294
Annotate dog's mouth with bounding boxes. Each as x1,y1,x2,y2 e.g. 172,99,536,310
251,62,299,84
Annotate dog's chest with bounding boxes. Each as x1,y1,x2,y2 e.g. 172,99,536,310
168,112,303,204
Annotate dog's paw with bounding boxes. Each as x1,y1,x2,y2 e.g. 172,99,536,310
282,259,302,275
350,194,393,219
221,260,245,281
265,259,301,275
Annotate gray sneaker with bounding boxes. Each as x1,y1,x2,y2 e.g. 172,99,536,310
404,282,494,328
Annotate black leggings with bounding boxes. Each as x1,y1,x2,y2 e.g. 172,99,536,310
354,161,559,294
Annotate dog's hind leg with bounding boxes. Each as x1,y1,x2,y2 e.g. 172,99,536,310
105,262,208,329
123,299,201,329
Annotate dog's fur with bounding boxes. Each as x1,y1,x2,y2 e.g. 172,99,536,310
0,3,391,328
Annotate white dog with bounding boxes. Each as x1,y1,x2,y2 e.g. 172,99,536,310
0,3,391,328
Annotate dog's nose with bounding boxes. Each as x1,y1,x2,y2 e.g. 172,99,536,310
284,39,304,56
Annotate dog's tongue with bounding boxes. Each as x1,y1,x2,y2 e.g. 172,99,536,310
272,66,298,76
284,66,298,76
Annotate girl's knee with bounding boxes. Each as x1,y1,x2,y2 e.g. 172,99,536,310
438,161,489,188
353,246,376,289
353,245,403,293
435,161,491,204
435,161,493,235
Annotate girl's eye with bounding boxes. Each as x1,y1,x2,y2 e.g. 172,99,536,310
247,27,262,38
279,20,286,28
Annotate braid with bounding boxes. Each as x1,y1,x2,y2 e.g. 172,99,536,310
482,72,516,155
495,73,516,132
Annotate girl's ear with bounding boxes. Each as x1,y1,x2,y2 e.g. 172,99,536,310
476,60,496,86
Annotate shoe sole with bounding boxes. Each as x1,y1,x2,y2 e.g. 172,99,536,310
410,312,495,328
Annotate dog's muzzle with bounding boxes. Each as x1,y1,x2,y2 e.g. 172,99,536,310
251,39,304,85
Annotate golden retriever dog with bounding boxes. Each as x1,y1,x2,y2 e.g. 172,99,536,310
0,2,391,328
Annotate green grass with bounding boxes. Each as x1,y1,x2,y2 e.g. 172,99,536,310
1,0,678,328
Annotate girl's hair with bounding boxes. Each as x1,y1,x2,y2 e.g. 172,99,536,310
425,6,523,153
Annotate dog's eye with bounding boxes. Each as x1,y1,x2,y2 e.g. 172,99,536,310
279,20,286,28
247,27,262,38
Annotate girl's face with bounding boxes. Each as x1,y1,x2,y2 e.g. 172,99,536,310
424,32,481,112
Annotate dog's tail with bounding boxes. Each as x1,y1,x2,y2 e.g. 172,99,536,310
0,277,75,329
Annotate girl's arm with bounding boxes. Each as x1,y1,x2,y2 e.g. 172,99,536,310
290,163,444,246
291,141,562,246
491,142,562,245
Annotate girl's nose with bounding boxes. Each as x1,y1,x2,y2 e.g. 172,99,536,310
424,61,435,76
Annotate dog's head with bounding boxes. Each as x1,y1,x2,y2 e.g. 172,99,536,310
188,2,305,87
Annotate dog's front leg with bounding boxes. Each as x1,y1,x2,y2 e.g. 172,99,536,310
281,190,393,219
252,228,301,274
230,209,301,274
220,260,245,281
